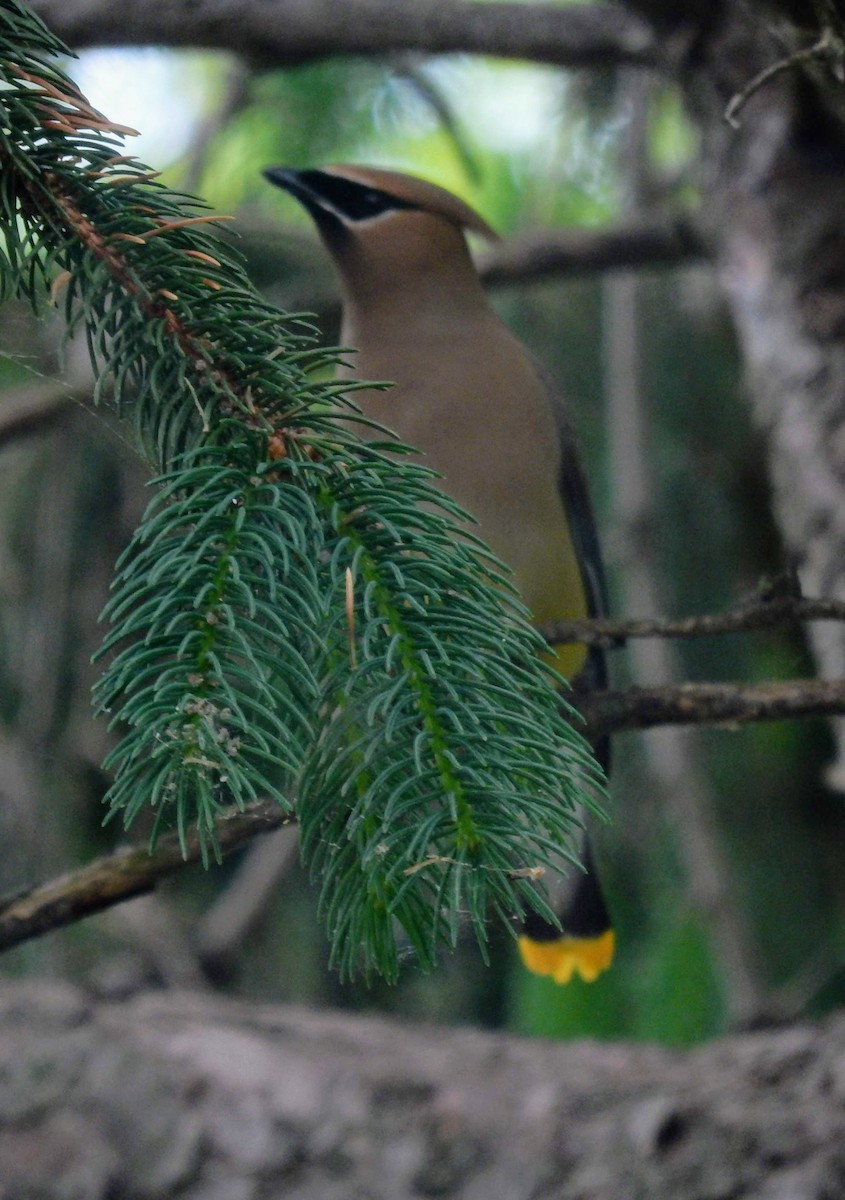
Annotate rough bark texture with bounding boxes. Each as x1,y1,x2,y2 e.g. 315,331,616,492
3,979,845,1200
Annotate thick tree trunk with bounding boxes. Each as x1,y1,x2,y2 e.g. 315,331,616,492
3,979,845,1200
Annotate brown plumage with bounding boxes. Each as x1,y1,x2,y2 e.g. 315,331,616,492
265,164,614,984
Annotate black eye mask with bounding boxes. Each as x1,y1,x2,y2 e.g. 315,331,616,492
294,171,416,222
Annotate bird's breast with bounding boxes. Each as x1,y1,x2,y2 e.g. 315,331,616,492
339,310,590,680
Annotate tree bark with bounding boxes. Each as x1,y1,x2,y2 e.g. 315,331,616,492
3,978,845,1200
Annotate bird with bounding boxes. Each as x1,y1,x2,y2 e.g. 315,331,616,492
263,163,614,985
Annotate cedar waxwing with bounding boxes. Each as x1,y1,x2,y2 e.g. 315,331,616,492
264,164,614,984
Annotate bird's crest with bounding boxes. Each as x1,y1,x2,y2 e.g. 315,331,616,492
323,164,500,242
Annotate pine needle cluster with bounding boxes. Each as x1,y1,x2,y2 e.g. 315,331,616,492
0,0,604,979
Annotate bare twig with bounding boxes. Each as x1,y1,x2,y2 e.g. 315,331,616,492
725,27,843,127
392,55,481,183
538,594,845,649
0,800,291,953
261,216,706,335
578,677,845,740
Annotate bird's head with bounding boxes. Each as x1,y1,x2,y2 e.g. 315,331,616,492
263,164,499,295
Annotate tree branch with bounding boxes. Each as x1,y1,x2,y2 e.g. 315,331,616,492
28,0,657,69
4,979,845,1198
579,678,845,739
539,593,845,648
478,217,706,286
260,217,707,328
725,27,844,128
0,800,290,953
3,671,844,955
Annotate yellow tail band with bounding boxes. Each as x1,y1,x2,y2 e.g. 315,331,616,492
518,929,615,985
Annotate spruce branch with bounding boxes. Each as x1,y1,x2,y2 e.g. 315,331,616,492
0,0,604,980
